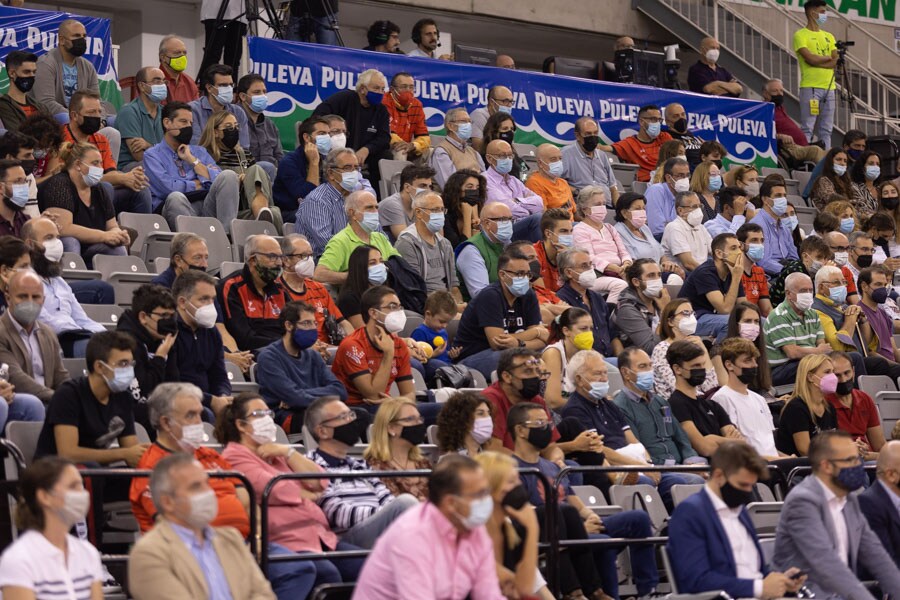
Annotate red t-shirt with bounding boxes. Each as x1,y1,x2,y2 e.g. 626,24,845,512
61,126,116,172
533,241,561,292
20,103,36,118
129,443,250,536
331,327,413,405
826,389,880,449
741,265,770,306
611,132,673,182
280,277,346,343
480,382,561,450
841,265,859,297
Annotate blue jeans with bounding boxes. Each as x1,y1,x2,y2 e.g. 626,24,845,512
70,280,115,305
695,313,729,343
638,472,706,512
0,393,45,433
287,14,339,45
799,87,836,145
271,540,364,598
112,183,152,215
512,213,543,243
590,510,659,597
457,348,500,380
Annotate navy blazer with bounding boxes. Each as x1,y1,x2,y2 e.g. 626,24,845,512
859,481,900,569
668,488,767,599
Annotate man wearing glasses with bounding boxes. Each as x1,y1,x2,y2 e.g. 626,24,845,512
483,139,544,243
597,104,673,183
431,107,485,189
218,235,289,352
847,231,875,283
470,85,515,153
661,191,713,274
774,431,900,599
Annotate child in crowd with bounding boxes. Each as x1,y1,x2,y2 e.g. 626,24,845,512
411,291,459,378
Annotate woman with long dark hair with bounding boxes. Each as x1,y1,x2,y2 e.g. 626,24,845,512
336,245,383,329
442,168,486,248
849,150,882,219
810,147,854,211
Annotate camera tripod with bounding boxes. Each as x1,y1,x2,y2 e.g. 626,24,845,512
213,0,285,40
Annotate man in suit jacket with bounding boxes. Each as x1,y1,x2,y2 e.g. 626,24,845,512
128,453,275,600
774,430,900,599
859,440,900,567
0,270,68,402
668,441,803,599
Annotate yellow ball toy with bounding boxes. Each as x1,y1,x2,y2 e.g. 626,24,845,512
433,336,445,348
417,341,434,359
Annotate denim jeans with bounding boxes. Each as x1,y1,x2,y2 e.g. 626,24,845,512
287,14,340,45
798,87,836,145
512,212,543,243
162,170,240,234
457,348,500,380
340,493,418,548
70,280,115,305
0,393,45,433
695,313,730,343
638,472,707,512
590,509,659,596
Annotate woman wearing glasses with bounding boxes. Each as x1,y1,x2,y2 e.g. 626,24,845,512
650,298,722,400
364,397,432,500
219,393,364,596
198,111,283,232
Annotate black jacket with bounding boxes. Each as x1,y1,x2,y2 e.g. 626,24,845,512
311,89,390,158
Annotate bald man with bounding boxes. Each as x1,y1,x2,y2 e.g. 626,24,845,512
664,102,705,169
525,143,575,215
457,201,514,298
483,139,544,242
0,269,69,402
471,85,515,152
688,37,742,97
495,55,516,69
860,440,900,566
615,36,635,51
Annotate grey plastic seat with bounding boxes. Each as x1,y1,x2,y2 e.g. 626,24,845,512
119,212,175,262
230,219,279,261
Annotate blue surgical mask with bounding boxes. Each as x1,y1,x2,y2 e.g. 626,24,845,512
250,94,269,113
747,243,764,262
833,164,847,176
588,381,610,401
102,362,134,393
829,285,848,304
214,85,233,105
80,163,103,187
505,274,531,297
456,122,472,141
359,211,380,233
816,12,828,25
782,216,798,231
635,370,655,392
840,217,855,234
425,211,445,233
557,234,573,248
366,91,384,107
708,175,723,191
772,196,788,216
147,83,168,103
646,122,661,138
8,183,29,208
339,170,360,192
497,105,512,115
315,134,332,155
460,495,493,530
495,157,513,175
494,220,513,243
368,262,388,284
548,160,564,177
866,165,881,181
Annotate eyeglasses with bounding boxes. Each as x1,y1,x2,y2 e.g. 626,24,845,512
322,410,357,425
491,153,515,160
285,252,314,261
418,207,447,214
484,216,513,224
253,252,284,263
829,455,863,466
245,409,275,419
522,419,551,428
392,415,425,425
852,246,876,255
493,97,515,106
830,246,850,252
378,303,404,312
680,204,702,211
674,310,695,318
501,269,532,279
331,165,361,174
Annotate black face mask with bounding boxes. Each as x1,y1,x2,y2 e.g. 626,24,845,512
12,76,34,93
712,159,723,170
172,125,193,145
18,159,35,176
498,130,515,145
581,135,599,153
331,419,361,446
187,264,207,272
156,316,178,336
68,37,88,57
770,95,785,107
856,254,873,268
835,379,855,396
400,422,427,446
737,366,758,385
720,480,755,508
529,259,542,282
526,424,553,450
672,118,687,133
517,376,542,400
462,189,481,206
79,115,102,136
221,129,240,150
685,367,706,387
502,484,530,510
883,197,900,211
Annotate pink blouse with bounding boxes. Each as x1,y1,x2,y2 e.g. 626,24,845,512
572,221,632,272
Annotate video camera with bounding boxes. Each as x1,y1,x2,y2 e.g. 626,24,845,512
835,40,855,51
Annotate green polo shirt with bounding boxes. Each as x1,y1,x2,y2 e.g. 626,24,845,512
116,97,163,168
318,225,400,273
764,299,825,366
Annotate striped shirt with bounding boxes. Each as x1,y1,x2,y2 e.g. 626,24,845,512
0,530,102,600
295,182,349,258
764,300,825,365
308,448,395,533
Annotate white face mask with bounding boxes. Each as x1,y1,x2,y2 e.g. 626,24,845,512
184,489,218,530
686,207,703,227
293,257,315,278
42,238,64,263
794,292,814,311
330,133,347,151
643,278,664,298
189,301,217,329
833,251,849,267
175,421,207,451
55,489,90,528
577,268,598,289
249,415,278,445
705,49,720,63
673,177,691,194
381,310,407,334
677,314,698,335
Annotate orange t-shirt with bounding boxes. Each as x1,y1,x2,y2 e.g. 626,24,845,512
129,443,250,536
331,327,413,405
20,103,36,118
525,172,575,216
611,132,673,182
61,126,116,172
533,241,561,292
280,277,346,343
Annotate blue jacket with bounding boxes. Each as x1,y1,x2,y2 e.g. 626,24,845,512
858,480,900,570
272,147,322,213
667,488,767,599
172,315,231,405
256,338,347,410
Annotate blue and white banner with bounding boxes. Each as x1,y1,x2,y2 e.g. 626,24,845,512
249,36,777,167
0,5,119,108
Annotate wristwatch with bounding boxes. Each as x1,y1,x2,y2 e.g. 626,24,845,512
191,158,200,166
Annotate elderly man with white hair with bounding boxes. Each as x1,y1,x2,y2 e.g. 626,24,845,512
314,190,400,285
764,271,833,385
311,68,391,185
430,107,485,189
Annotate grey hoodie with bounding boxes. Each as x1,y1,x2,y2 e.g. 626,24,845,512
395,223,458,293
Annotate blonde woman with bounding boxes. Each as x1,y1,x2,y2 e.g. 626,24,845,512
476,452,553,600
198,111,283,231
775,354,838,457
725,164,760,199
364,397,432,500
649,140,685,184
823,198,860,235
689,160,723,222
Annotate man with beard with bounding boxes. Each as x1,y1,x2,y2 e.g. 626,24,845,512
664,103,705,169
0,132,39,205
0,51,51,134
22,216,105,357
0,159,30,237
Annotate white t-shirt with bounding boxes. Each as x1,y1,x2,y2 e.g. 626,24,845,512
711,384,778,457
661,217,712,268
0,530,103,600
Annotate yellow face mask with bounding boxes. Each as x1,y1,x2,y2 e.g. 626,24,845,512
573,331,594,351
168,55,188,73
